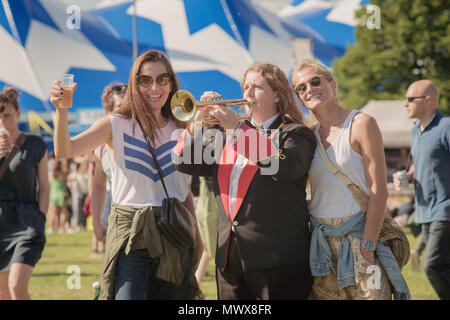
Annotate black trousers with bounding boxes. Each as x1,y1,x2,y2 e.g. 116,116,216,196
216,233,312,300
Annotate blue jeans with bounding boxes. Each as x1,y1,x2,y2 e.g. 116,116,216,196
422,221,450,300
114,248,191,300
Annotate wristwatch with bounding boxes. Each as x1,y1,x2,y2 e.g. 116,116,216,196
362,240,376,252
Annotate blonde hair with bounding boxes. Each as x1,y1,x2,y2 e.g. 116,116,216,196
293,58,341,110
294,58,334,82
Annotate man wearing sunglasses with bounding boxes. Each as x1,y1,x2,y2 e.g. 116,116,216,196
394,80,450,300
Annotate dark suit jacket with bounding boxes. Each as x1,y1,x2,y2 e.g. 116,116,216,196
174,116,316,272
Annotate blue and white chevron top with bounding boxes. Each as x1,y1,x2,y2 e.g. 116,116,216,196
108,115,189,208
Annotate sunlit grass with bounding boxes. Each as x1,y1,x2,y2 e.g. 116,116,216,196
28,228,437,300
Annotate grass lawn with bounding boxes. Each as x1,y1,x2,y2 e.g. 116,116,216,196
28,228,437,300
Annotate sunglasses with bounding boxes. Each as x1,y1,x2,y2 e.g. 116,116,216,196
406,96,427,102
294,76,323,94
112,84,127,93
136,73,172,87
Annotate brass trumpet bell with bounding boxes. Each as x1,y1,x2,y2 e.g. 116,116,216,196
170,90,252,125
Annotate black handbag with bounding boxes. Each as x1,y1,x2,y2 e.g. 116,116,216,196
137,121,197,248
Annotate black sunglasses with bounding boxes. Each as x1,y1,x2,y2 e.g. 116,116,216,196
406,96,427,103
294,76,322,94
136,73,172,87
112,84,127,94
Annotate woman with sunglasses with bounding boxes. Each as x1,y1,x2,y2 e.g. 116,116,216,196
50,50,202,300
292,59,409,299
174,62,316,299
0,88,49,299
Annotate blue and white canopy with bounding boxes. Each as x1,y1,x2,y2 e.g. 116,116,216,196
1,0,322,143
279,0,370,66
0,0,121,113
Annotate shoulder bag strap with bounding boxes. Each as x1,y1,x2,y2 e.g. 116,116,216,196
135,120,170,199
0,133,26,181
314,128,370,212
313,127,353,186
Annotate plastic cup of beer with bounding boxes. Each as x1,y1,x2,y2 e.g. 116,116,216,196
60,74,74,108
395,170,409,190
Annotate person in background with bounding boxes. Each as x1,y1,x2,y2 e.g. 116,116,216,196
0,88,49,300
91,83,127,257
47,158,70,234
194,177,219,288
50,49,202,300
393,80,450,299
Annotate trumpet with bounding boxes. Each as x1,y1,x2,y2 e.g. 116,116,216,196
170,90,252,125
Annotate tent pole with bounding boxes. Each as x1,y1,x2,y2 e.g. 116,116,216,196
132,0,137,61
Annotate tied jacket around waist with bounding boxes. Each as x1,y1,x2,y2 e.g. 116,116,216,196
310,211,410,300
99,203,199,300
174,116,317,272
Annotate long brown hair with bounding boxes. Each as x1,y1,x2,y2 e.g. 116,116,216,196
242,63,304,124
115,50,185,142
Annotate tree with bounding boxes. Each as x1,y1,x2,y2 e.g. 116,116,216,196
333,0,450,114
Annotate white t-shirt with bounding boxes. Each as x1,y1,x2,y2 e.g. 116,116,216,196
94,144,111,191
108,115,189,208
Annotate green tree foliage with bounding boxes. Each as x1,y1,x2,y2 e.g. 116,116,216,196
333,0,450,114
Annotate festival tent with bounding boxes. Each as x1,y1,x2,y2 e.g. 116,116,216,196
90,0,332,100
361,100,415,149
279,0,371,66
0,0,133,147
1,0,326,149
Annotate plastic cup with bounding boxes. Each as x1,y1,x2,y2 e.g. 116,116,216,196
395,170,409,190
60,74,74,108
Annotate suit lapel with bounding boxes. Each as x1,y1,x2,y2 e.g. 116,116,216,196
231,160,258,221
231,117,283,219
218,134,238,222
218,116,284,222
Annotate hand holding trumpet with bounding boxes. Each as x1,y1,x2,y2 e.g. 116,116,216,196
171,90,251,134
199,91,240,130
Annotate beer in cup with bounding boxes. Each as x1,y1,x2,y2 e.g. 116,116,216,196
60,74,74,108
395,170,409,190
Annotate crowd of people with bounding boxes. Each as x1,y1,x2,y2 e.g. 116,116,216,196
0,49,448,300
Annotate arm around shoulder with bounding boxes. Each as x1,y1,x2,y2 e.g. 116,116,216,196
271,123,317,182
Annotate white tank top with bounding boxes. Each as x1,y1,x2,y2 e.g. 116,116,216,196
309,110,370,218
108,115,189,208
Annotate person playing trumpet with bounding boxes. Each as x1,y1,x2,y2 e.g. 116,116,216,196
174,62,316,299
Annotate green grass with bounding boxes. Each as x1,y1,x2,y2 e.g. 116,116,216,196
28,228,437,300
